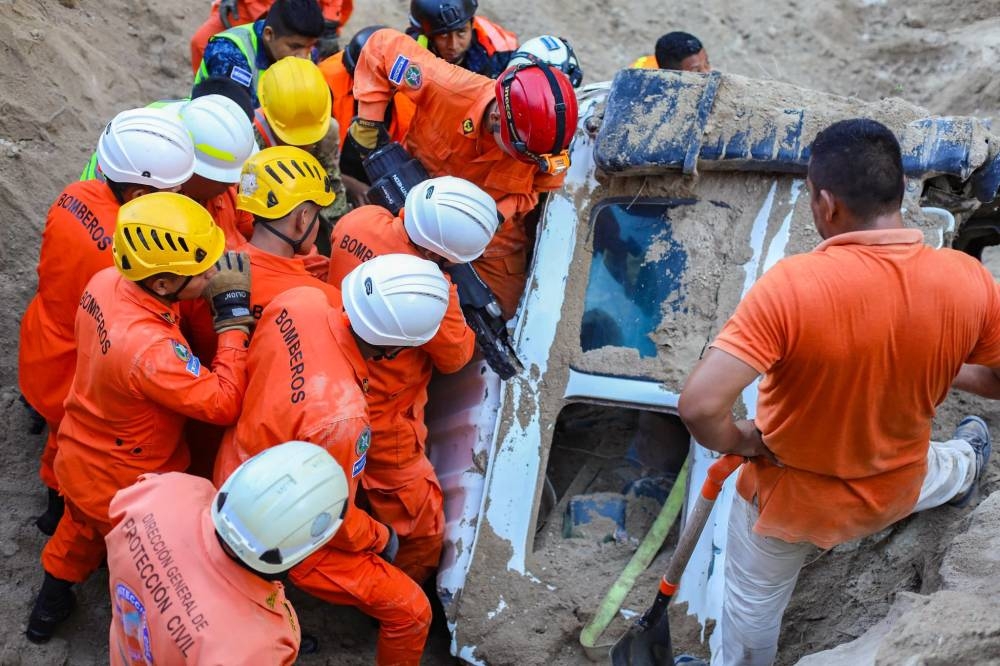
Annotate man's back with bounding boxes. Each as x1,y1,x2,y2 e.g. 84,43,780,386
19,179,119,422
715,228,1000,546
105,472,299,665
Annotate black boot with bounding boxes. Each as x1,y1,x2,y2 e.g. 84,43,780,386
25,573,76,644
34,488,64,537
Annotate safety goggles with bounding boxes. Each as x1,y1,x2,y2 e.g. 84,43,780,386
498,62,572,175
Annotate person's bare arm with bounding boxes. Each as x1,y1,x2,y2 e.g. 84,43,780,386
678,347,777,461
953,363,1000,399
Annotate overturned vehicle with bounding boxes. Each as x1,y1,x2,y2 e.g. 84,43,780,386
420,67,1000,664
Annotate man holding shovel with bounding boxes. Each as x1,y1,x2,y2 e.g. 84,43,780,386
678,118,999,665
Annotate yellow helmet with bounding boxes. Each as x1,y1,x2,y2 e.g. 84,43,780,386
113,192,225,281
237,146,336,220
258,57,332,146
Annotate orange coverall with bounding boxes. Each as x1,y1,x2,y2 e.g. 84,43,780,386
19,179,121,490
319,50,415,147
238,240,342,319
179,186,254,478
327,206,474,583
213,286,431,665
189,0,354,72
353,28,566,318
105,472,300,665
42,267,248,584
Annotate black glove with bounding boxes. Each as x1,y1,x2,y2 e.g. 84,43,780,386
204,251,253,334
378,524,399,564
219,0,239,29
316,20,341,60
347,117,389,160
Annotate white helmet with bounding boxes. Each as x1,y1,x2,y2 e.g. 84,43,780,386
96,107,196,189
212,440,348,575
179,94,258,183
508,35,584,88
403,176,499,264
342,253,450,347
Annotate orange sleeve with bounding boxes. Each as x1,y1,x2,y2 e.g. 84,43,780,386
968,268,1000,366
304,417,391,553
710,263,791,374
129,330,249,426
423,280,475,374
497,192,538,225
353,28,488,121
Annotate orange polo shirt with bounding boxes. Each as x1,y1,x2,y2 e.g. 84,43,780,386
713,228,1000,548
352,28,565,260
106,473,299,665
327,205,474,468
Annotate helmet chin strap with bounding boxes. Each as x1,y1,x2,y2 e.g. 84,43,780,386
139,274,193,303
259,209,320,254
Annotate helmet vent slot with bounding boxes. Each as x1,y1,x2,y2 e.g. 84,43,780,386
278,161,296,179
290,159,306,177
264,165,283,184
163,233,178,252
149,228,165,251
177,237,190,252
135,227,152,251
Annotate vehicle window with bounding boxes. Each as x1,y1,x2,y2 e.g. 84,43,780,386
581,199,693,357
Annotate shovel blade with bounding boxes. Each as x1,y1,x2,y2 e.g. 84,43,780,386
608,603,672,666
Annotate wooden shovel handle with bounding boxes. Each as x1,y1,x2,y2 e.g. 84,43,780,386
660,454,743,595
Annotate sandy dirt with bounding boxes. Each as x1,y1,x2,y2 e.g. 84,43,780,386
3,0,1000,663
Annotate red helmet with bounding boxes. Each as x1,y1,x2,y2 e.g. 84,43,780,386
494,62,579,174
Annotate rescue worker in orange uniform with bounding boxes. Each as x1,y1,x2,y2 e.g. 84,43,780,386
348,28,580,319
406,0,518,78
253,57,349,250
235,145,342,312
319,25,416,205
18,108,196,536
26,193,255,644
327,176,498,583
190,0,353,71
194,0,324,108
631,31,711,72
214,255,453,665
105,441,349,665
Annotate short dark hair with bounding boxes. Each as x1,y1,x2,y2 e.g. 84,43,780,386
265,0,324,39
654,32,704,69
808,118,904,221
191,76,254,120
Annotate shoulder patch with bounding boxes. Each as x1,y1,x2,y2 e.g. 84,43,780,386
114,583,153,663
356,426,371,456
462,118,475,135
352,452,367,477
230,65,253,87
388,54,410,85
403,63,422,89
171,340,190,362
185,355,202,377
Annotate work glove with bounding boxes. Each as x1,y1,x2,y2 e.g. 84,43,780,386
219,0,239,29
316,20,341,60
378,524,399,564
347,117,388,160
204,251,254,335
